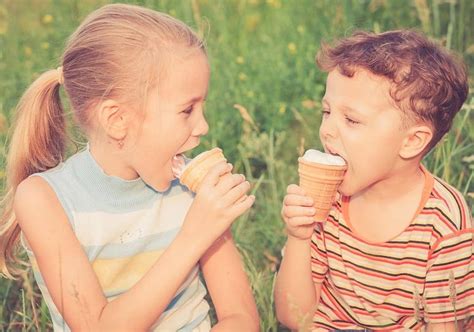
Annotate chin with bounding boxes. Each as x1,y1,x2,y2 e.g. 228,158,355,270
338,182,354,197
151,181,172,192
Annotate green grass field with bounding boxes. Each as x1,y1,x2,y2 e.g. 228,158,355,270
0,0,473,330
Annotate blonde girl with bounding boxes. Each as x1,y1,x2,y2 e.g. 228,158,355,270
0,4,259,331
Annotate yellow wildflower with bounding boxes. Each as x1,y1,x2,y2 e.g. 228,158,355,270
24,46,32,57
288,42,297,54
41,42,50,49
297,25,305,34
236,56,245,64
0,5,7,35
245,14,261,32
266,0,281,8
278,103,286,114
301,99,317,109
238,73,247,81
42,14,53,25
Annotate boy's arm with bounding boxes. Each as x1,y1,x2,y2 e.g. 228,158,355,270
274,236,321,330
275,184,326,329
200,230,259,332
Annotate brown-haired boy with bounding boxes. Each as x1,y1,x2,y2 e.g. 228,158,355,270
275,30,473,331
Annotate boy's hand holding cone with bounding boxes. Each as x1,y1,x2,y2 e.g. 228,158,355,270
282,149,346,241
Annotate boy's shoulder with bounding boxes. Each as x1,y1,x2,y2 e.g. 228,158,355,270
425,174,472,233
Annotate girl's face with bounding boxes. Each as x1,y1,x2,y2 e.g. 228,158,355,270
129,50,210,191
319,69,407,197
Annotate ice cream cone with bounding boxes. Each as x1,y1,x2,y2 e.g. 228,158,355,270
298,157,347,222
179,148,227,192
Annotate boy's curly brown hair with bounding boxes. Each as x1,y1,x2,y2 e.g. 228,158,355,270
317,30,469,153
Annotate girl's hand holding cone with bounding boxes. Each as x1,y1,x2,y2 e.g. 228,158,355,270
182,161,255,249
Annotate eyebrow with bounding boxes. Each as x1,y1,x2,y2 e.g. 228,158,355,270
180,93,208,107
322,98,364,115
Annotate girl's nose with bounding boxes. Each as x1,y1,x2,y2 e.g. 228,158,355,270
193,113,209,137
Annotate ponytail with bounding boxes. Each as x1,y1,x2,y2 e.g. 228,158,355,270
0,69,66,278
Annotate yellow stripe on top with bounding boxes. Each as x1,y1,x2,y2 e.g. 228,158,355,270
92,250,164,294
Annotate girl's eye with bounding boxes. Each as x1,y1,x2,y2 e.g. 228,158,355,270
322,109,330,117
182,106,193,115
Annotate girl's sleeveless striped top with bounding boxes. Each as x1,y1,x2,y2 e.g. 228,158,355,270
23,146,210,331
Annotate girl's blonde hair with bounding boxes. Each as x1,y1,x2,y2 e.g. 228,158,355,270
0,4,204,278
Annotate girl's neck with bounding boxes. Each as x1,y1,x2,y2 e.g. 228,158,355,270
89,141,139,181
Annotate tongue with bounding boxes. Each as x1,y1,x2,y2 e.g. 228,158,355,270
172,154,186,179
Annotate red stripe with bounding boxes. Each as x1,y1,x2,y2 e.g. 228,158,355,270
330,269,417,303
326,251,423,283
321,285,351,321
437,179,467,229
428,239,472,261
336,239,426,267
429,257,473,272
419,209,458,233
337,225,430,250
431,187,450,211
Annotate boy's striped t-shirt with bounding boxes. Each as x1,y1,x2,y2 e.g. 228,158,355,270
22,147,210,331
311,166,473,331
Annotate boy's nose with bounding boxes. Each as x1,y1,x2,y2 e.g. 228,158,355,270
319,114,338,141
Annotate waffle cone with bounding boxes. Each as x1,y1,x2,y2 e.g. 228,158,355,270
180,148,226,192
298,157,347,222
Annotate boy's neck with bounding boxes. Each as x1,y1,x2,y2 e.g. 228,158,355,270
355,162,425,205
347,162,426,243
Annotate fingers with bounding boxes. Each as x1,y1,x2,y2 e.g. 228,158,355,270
200,161,231,188
282,205,315,219
217,173,246,194
286,184,306,196
283,194,314,207
286,217,316,228
228,194,255,218
222,178,251,205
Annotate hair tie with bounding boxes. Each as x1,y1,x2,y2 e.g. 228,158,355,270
56,66,64,85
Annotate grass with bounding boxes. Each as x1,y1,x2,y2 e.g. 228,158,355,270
0,0,473,331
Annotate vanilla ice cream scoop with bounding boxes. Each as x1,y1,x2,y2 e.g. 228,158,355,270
302,149,346,166
172,154,186,179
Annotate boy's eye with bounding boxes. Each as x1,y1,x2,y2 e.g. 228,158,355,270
345,116,360,125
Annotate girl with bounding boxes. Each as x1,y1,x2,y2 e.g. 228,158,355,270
0,4,259,331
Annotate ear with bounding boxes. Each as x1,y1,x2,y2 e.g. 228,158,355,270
97,99,130,140
399,125,433,159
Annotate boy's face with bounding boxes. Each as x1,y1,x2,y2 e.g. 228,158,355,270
319,69,408,196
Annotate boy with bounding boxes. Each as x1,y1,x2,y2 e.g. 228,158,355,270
275,30,473,331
